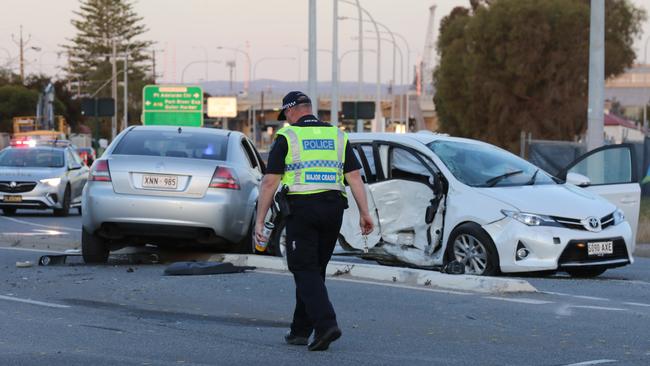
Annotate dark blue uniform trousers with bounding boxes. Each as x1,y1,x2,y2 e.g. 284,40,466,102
285,194,345,338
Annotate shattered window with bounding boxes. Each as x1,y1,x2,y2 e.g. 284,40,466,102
390,148,433,185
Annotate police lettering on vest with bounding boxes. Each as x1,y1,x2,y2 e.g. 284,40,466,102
302,139,335,151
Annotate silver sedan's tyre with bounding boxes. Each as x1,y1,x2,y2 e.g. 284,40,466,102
82,227,109,264
446,223,500,276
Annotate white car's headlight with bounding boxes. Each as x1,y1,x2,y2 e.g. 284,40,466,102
501,210,554,226
40,178,61,187
613,209,625,225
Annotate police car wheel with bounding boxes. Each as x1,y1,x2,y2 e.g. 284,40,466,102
53,186,71,217
2,208,16,216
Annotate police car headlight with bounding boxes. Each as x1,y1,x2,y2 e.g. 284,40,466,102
613,209,625,225
40,178,61,187
501,210,553,226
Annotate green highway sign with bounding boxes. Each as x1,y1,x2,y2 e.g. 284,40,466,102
142,85,204,126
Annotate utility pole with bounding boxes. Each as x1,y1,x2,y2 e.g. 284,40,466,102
586,0,605,151
122,51,128,132
227,60,236,93
152,50,157,84
356,0,363,132
111,40,117,141
11,25,32,84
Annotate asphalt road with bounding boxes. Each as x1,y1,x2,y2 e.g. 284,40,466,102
1,212,650,365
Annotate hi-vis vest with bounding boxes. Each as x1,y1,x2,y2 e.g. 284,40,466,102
276,125,347,195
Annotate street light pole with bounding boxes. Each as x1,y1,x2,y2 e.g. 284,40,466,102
282,45,303,83
586,0,605,151
111,39,117,141
332,0,339,126
216,46,251,94
180,60,222,83
308,0,318,113
192,46,209,81
340,0,383,131
252,57,296,147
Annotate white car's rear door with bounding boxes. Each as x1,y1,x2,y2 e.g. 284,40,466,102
559,144,641,244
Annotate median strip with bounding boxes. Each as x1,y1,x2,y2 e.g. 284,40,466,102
210,254,537,294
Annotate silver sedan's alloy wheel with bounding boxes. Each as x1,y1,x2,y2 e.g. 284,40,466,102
453,234,488,275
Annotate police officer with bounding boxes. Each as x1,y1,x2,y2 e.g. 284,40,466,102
255,91,374,351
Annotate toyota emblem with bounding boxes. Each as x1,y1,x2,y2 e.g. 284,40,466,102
588,217,599,229
9,181,17,188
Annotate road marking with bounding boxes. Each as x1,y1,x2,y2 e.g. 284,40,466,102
623,302,650,307
1,229,68,236
0,247,64,254
562,360,617,366
0,216,81,232
0,294,70,309
570,305,625,312
541,291,610,301
484,296,553,305
254,269,473,296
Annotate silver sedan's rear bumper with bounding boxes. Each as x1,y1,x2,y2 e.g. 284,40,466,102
82,182,253,245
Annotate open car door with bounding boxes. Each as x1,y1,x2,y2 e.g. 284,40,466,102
558,144,641,245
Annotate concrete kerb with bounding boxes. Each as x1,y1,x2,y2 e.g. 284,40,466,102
210,254,537,294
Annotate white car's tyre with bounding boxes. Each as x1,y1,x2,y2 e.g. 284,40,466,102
446,223,500,276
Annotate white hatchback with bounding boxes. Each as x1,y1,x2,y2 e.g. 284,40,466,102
331,132,641,277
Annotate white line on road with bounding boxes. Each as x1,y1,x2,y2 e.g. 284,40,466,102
541,291,610,301
562,359,617,366
623,302,650,307
0,294,70,309
0,216,81,232
1,229,68,236
484,296,554,305
254,269,474,296
570,305,625,312
0,247,64,254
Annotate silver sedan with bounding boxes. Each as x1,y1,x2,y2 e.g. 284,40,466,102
81,126,264,263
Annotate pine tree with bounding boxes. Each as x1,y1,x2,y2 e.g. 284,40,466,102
63,0,152,126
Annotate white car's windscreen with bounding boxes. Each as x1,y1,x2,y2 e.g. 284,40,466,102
112,130,228,161
0,148,65,168
428,140,555,187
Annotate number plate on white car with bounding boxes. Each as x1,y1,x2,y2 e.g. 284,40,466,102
142,174,178,189
587,241,613,256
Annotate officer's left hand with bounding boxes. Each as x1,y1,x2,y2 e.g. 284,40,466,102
255,221,268,245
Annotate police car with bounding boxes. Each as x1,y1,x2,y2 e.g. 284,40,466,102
0,138,89,216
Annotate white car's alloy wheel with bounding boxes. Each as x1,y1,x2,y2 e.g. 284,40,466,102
453,234,488,275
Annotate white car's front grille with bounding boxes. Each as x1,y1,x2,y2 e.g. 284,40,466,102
551,212,615,231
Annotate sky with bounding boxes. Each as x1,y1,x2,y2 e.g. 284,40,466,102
1,0,650,86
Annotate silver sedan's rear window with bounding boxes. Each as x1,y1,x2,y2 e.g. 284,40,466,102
113,130,228,160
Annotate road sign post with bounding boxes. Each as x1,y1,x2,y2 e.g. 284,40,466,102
142,85,204,126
